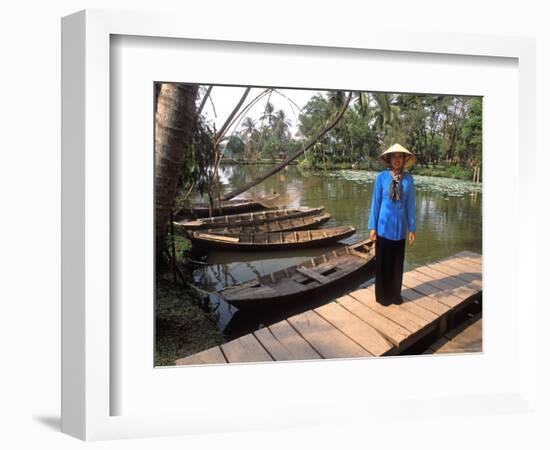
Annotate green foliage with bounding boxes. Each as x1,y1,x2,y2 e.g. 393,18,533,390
411,164,473,180
177,115,216,199
456,97,482,168
222,135,245,158
304,92,481,171
297,93,379,166
155,278,225,366
155,228,225,366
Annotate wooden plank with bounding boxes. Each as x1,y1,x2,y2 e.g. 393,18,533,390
287,309,372,359
426,260,481,284
399,296,441,323
196,232,240,243
315,302,394,356
414,265,482,291
400,286,451,317
253,327,296,361
439,255,482,274
336,295,411,348
361,284,442,324
453,257,483,272
221,333,273,363
268,320,322,360
402,273,464,309
408,269,480,299
448,251,482,266
437,258,482,279
349,289,427,332
295,266,330,284
443,251,483,266
175,346,227,365
406,270,478,301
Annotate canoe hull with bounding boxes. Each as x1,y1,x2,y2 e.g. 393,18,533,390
179,194,281,218
204,213,331,235
176,207,325,230
217,238,375,307
191,226,356,251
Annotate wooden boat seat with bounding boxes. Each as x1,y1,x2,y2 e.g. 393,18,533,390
295,266,331,284
196,233,240,243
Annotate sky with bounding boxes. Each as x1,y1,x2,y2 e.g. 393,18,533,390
199,85,326,139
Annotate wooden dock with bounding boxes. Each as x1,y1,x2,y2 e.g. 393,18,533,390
175,251,482,365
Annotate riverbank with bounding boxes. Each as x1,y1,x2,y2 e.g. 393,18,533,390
155,230,225,366
221,158,478,181
411,165,477,181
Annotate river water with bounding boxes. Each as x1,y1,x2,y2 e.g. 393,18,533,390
191,164,482,338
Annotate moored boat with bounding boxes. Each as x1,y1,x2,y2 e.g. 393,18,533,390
190,225,356,251
197,212,332,235
216,238,374,306
178,193,281,218
175,206,325,230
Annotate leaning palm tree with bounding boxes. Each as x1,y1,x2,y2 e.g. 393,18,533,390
240,116,257,137
259,101,276,128
273,109,292,141
240,116,258,161
155,83,198,260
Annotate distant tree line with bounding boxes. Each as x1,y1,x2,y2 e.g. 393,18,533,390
224,92,482,172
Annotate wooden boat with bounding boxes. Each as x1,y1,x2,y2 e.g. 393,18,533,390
178,193,281,218
201,212,332,235
175,206,325,231
216,238,374,306
190,225,356,251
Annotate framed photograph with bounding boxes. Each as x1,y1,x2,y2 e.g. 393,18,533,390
62,9,538,441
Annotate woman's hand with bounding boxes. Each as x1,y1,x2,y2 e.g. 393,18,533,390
369,230,377,241
408,231,416,245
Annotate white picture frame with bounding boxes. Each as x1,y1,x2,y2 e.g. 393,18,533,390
61,9,540,441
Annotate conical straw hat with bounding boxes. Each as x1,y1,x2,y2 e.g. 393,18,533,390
378,143,417,169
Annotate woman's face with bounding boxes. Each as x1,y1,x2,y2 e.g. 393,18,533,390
390,152,405,171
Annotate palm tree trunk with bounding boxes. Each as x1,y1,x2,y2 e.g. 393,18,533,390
155,83,198,260
222,92,352,201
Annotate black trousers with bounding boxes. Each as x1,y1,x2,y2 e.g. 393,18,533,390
375,235,406,305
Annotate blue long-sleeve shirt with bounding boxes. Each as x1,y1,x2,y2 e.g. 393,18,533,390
368,170,416,241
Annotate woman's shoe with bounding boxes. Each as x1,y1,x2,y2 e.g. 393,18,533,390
375,298,392,307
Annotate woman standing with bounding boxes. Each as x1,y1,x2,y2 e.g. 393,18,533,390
368,143,417,305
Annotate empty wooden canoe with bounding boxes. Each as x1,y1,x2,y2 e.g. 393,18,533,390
178,193,281,218
191,225,356,251
175,206,325,230
217,238,375,306
199,213,331,235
